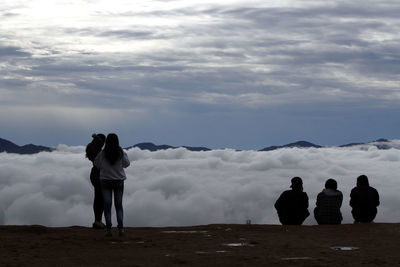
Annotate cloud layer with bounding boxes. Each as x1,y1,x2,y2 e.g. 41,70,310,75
1,142,400,227
1,0,400,148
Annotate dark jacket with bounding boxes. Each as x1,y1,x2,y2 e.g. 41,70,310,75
350,185,380,223
275,189,310,225
86,141,103,187
314,189,343,224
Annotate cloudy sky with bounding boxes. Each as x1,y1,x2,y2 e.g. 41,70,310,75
1,142,400,226
1,0,400,149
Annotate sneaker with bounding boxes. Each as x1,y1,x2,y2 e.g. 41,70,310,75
92,221,105,229
118,228,125,237
106,229,112,237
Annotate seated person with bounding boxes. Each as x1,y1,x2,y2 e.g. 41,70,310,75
275,177,310,225
314,179,343,224
350,175,380,223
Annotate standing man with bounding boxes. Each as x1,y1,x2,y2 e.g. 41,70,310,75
350,175,380,223
275,177,310,225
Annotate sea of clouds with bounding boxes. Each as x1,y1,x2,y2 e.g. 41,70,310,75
1,141,400,227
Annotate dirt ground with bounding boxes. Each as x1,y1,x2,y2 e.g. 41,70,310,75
1,223,400,266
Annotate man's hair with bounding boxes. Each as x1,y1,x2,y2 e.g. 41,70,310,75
357,175,369,186
325,178,338,190
86,133,105,161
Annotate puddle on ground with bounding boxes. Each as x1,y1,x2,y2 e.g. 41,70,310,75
110,241,130,244
196,250,230,254
330,246,359,251
224,243,255,247
161,230,208,234
281,257,312,260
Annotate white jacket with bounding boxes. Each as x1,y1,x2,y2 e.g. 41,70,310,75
94,150,130,181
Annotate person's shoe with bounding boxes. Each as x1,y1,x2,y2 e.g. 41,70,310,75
118,228,125,237
106,228,112,237
92,221,105,229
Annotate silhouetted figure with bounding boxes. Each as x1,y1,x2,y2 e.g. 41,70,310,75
95,133,130,236
314,179,343,224
275,177,310,225
86,133,106,229
350,175,380,223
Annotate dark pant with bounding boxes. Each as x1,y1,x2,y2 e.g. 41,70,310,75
278,210,309,225
90,167,104,222
352,209,377,223
101,179,124,229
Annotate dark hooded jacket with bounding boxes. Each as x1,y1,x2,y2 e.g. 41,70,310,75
275,189,310,225
314,189,343,224
350,185,380,223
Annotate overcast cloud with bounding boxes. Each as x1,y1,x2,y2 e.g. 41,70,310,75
1,142,400,227
0,0,399,148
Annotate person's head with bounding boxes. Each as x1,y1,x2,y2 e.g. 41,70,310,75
85,133,106,161
104,133,123,165
357,175,369,187
290,177,303,191
105,133,119,147
96,133,106,144
325,178,338,190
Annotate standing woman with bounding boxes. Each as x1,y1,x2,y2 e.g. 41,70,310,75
95,133,130,236
86,133,106,229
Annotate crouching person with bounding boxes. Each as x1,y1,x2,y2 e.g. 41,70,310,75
314,179,343,225
275,177,310,225
350,175,380,223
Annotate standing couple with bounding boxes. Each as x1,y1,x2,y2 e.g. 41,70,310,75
86,133,130,236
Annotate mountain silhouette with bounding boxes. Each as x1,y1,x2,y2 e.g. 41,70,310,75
259,141,322,151
126,142,211,152
0,137,394,154
0,138,52,154
340,138,389,148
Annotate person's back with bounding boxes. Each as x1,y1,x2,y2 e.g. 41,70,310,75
350,175,380,223
314,179,343,224
94,133,130,237
85,133,106,229
275,177,309,225
95,150,130,181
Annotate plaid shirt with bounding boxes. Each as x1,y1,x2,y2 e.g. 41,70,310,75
314,189,343,224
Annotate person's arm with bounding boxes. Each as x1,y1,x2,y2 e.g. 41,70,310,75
349,188,356,208
304,192,309,209
315,192,322,208
303,192,310,217
122,151,130,168
274,193,284,211
94,151,102,168
338,191,343,207
374,188,380,207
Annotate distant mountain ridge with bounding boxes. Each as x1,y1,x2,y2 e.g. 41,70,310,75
259,141,323,151
339,138,391,150
0,138,53,154
0,137,395,154
126,142,211,152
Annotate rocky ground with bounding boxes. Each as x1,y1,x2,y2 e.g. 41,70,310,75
1,223,399,266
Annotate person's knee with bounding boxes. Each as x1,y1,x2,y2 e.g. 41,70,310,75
115,201,123,210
